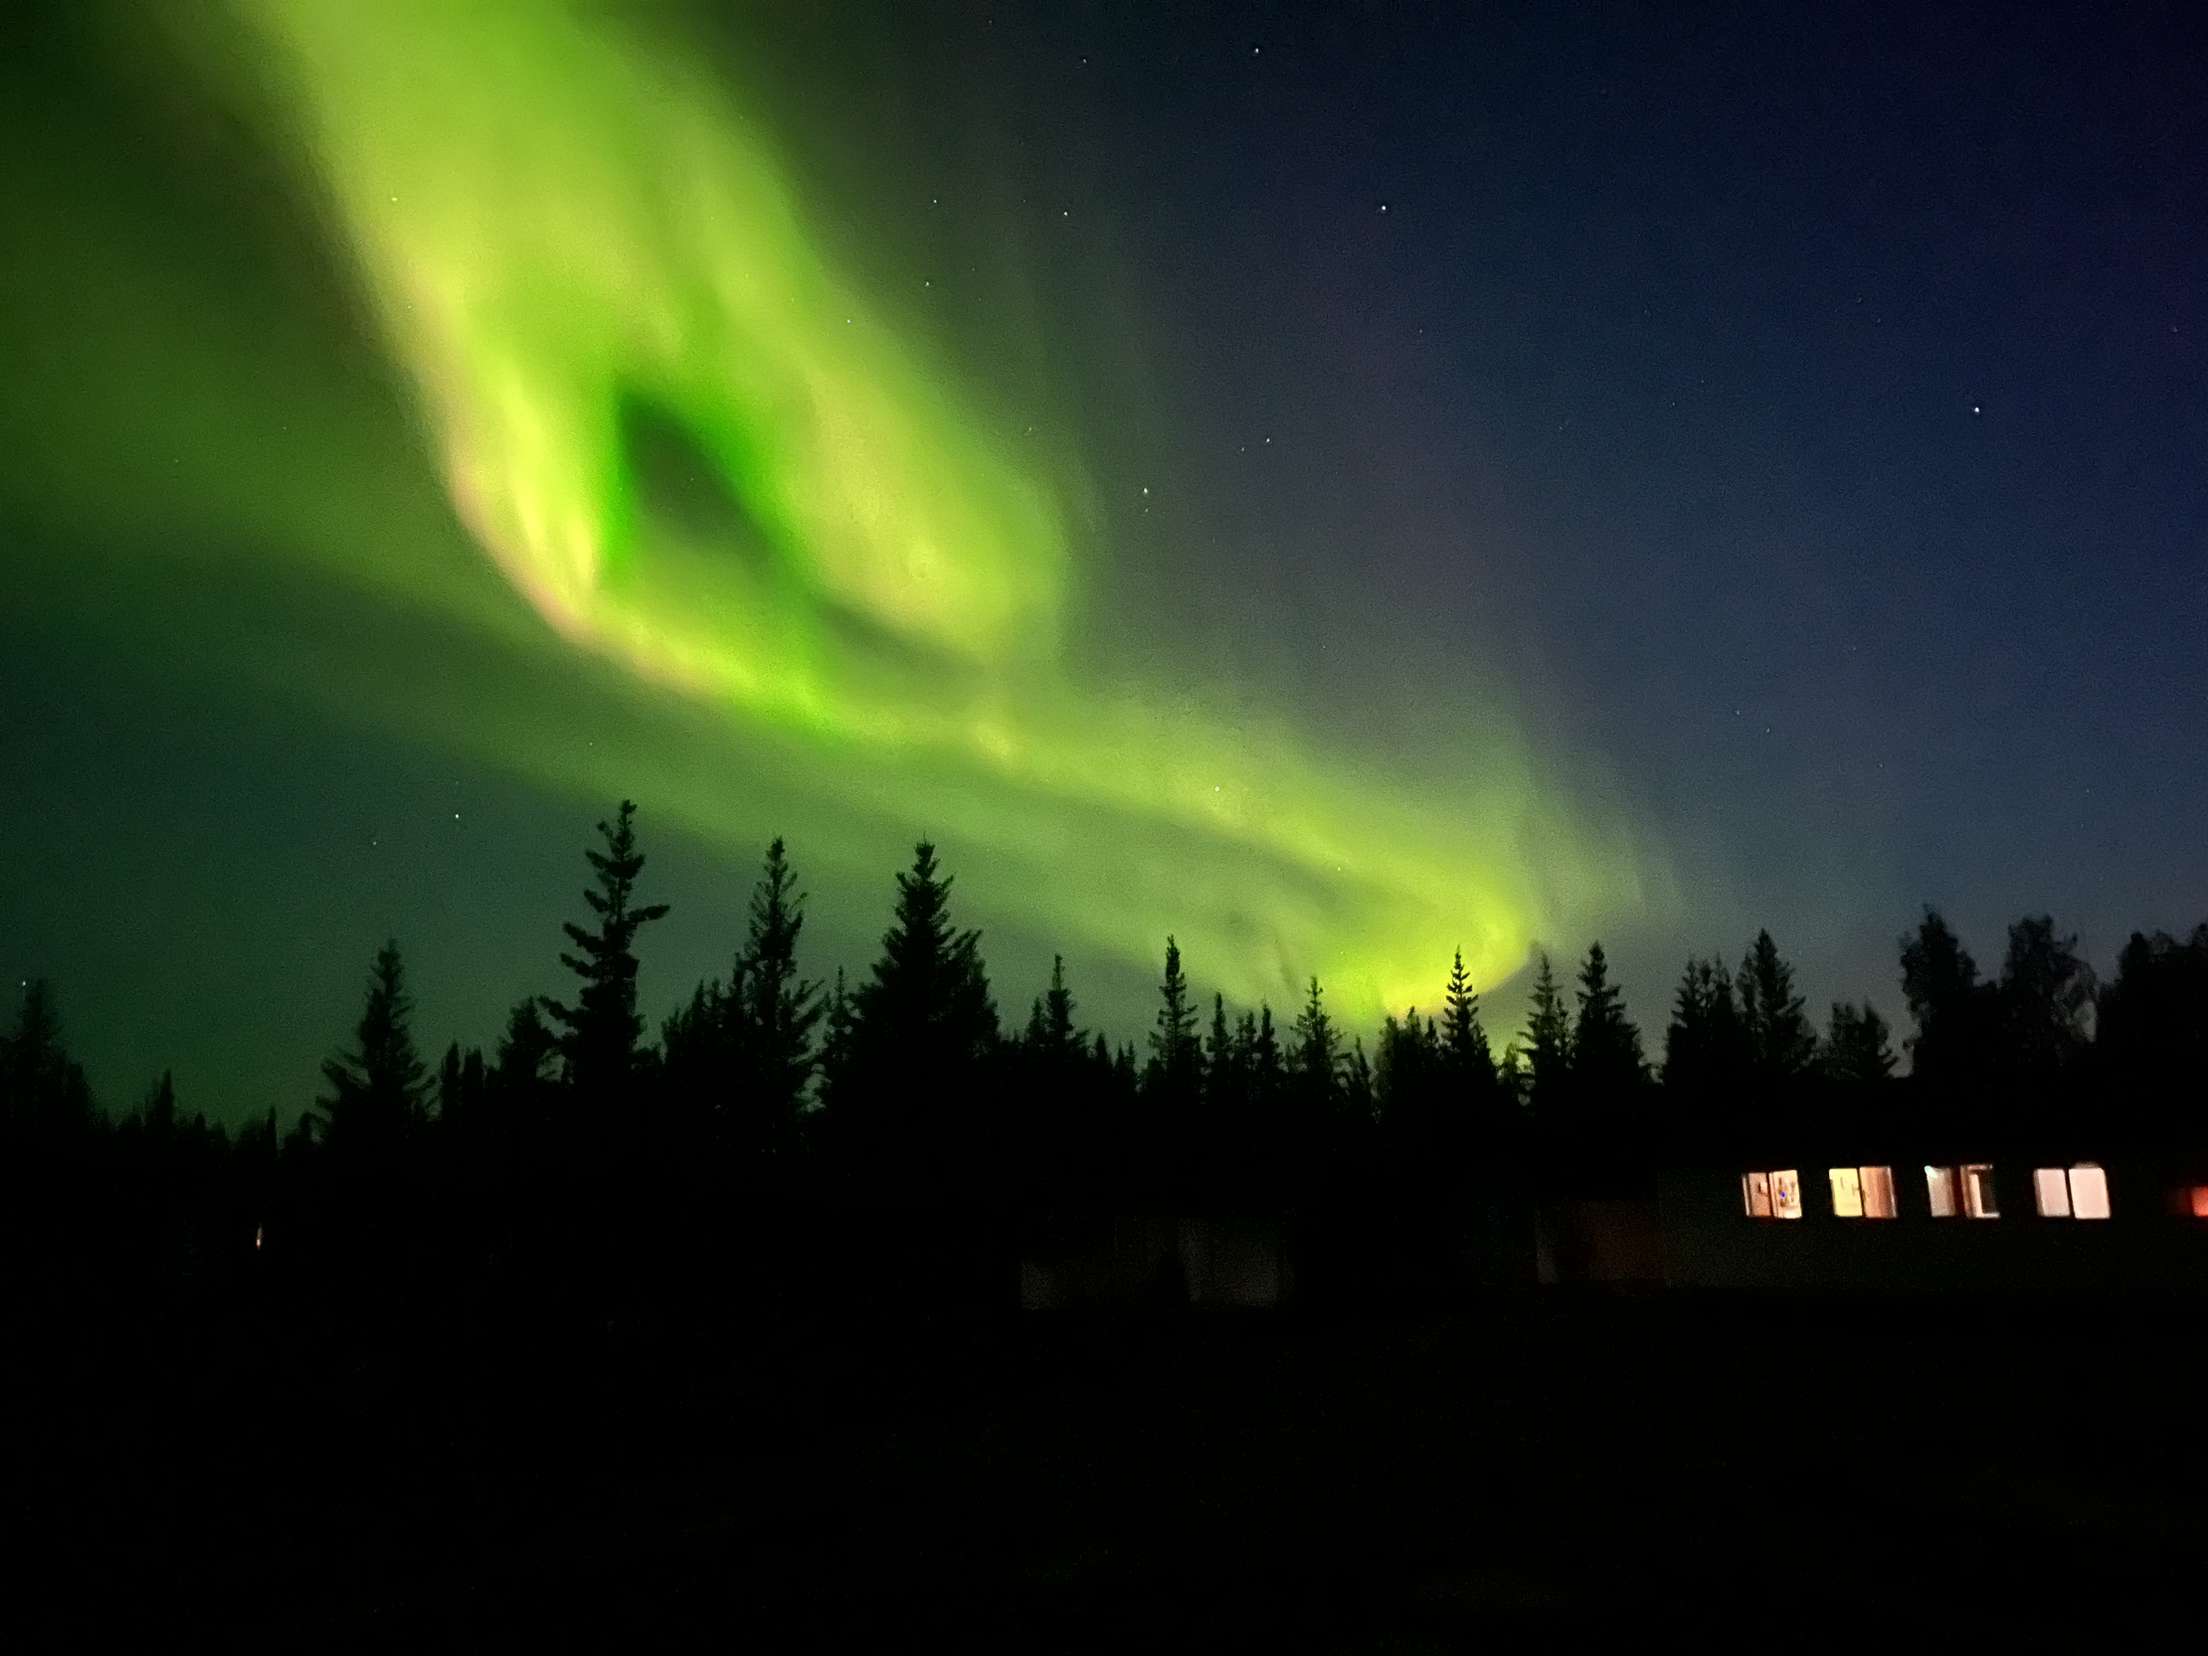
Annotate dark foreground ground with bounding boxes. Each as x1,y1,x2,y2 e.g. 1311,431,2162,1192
15,1282,2206,1646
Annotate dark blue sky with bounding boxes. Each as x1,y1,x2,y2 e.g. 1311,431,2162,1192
819,0,2207,1008
2,0,2202,1118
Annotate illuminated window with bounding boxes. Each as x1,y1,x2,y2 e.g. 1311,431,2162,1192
2033,1167,2071,1218
1745,1169,1803,1219
2189,1186,2208,1220
1925,1166,1959,1218
1742,1172,1773,1218
1860,1165,1898,1218
2035,1164,2111,1220
1770,1169,1803,1220
1962,1164,1999,1219
2070,1165,2110,1220
1828,1166,1896,1219
1829,1167,1863,1217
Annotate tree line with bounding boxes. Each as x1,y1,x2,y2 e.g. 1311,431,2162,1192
6,799,2206,1300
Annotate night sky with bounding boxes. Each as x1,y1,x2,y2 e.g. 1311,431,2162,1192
3,1,2202,1123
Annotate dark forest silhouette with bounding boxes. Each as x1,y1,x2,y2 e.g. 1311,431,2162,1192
6,798,2207,1315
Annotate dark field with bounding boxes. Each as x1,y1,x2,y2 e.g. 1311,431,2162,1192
17,1289,2204,1646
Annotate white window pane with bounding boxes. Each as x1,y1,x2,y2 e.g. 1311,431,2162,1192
1963,1164,1999,1219
2034,1167,2071,1218
1771,1169,1803,1219
1860,1166,1898,1219
2069,1164,2111,1220
1829,1167,1864,1217
1925,1166,1958,1218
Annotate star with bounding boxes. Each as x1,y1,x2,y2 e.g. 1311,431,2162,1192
1971,405,1982,416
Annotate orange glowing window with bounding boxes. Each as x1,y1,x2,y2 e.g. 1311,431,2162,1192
1830,1166,1897,1219
1743,1169,1801,1219
1860,1165,1898,1218
1925,1166,1959,1218
1770,1169,1802,1219
1742,1172,1772,1218
2190,1187,2208,1220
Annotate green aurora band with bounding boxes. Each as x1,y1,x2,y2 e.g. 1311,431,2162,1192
4,1,1660,1021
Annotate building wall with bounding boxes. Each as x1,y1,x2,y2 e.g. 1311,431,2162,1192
1658,1163,2208,1296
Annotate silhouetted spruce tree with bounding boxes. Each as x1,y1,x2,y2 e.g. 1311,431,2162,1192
1204,994,1237,1095
1737,930,1817,1087
1291,976,1340,1085
1041,957,1080,1059
1343,1037,1376,1123
2,978,94,1136
1571,942,1648,1100
1822,1001,1897,1088
545,800,670,1102
1250,1004,1283,1102
816,968,856,1108
1144,936,1202,1099
844,842,998,1179
1519,952,1574,1116
496,998,560,1095
1112,1041,1138,1094
1011,955,1093,1196
141,1069,179,1140
312,940,429,1168
1662,957,1747,1107
1376,1009,1444,1150
1017,956,1082,1065
736,838,822,1153
438,1042,464,1124
661,978,731,1090
1496,1042,1530,1110
1439,949,1497,1091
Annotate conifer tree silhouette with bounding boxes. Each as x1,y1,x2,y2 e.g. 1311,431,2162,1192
843,842,997,1177
1519,952,1574,1115
1738,930,1816,1085
1291,976,1342,1104
737,838,822,1152
545,800,669,1101
1822,1001,1897,1087
312,940,429,1154
1572,942,1648,1101
1144,936,1202,1112
1439,948,1496,1088
1662,956,1746,1100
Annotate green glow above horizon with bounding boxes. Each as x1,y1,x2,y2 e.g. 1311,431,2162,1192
3,0,1663,1024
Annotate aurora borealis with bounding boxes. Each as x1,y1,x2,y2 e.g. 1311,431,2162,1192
4,3,2203,1117
210,0,1638,1017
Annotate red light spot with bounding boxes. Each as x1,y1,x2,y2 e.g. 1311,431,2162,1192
2189,1187,2208,1220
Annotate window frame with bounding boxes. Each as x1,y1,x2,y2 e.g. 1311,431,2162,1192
1742,1168,1803,1220
1925,1165,1960,1219
2035,1163,2110,1220
1828,1165,1897,1220
1961,1163,2000,1219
